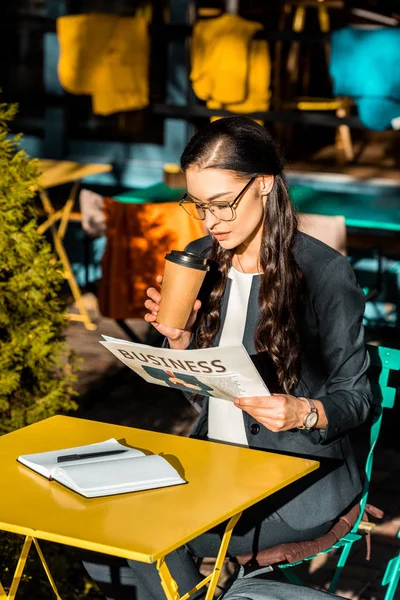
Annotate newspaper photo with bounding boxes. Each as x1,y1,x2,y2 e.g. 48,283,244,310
100,336,270,402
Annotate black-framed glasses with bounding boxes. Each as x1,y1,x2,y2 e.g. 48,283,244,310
179,177,256,222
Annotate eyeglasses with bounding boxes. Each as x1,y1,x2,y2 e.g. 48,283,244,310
179,178,256,222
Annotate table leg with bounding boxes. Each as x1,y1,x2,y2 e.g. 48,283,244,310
51,223,97,330
156,511,242,600
2,536,62,600
204,511,242,600
59,181,80,240
156,557,180,600
37,209,65,235
32,539,62,600
7,536,33,600
336,102,354,163
39,189,97,331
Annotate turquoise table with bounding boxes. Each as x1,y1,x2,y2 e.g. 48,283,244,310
290,184,400,326
113,183,185,204
116,182,400,235
290,186,400,235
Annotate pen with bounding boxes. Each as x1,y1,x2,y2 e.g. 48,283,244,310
57,449,128,463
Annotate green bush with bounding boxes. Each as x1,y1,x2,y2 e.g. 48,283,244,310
0,101,78,432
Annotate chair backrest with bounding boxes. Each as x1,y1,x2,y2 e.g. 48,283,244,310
79,188,106,238
298,214,347,256
354,345,400,530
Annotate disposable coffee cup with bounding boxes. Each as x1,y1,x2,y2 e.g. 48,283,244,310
156,250,210,329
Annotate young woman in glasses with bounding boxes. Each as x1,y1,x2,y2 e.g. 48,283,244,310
84,117,372,600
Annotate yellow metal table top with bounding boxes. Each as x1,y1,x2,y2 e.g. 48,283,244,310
0,416,318,563
38,159,112,189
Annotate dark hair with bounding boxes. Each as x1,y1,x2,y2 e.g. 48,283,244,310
181,116,303,393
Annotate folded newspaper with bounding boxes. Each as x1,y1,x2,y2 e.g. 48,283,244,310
100,336,271,402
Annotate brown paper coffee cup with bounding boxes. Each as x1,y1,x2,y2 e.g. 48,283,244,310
156,251,210,329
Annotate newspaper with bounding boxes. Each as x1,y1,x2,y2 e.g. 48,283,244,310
100,336,270,402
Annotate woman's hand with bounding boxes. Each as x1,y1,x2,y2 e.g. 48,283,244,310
144,275,201,350
234,394,326,432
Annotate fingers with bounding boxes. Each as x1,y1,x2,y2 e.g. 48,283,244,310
234,395,301,432
144,311,157,323
145,297,201,322
145,285,162,317
144,279,201,344
146,286,161,304
144,298,159,317
234,396,288,423
145,287,200,315
187,299,202,329
234,403,288,432
237,403,286,421
193,299,201,311
234,396,284,409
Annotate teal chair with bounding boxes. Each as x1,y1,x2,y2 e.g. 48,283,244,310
234,345,400,594
381,528,400,600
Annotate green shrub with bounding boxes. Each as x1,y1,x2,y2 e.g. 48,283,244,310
0,101,78,432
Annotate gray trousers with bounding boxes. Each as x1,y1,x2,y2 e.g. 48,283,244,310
222,578,345,599
82,498,334,600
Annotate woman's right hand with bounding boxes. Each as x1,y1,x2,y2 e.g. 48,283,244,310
144,275,202,350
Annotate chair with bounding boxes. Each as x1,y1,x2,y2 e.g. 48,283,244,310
381,527,400,600
297,214,347,256
233,344,400,594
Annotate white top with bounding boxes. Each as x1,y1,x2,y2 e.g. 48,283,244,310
208,266,256,446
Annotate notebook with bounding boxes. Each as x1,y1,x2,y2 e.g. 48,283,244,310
17,438,186,498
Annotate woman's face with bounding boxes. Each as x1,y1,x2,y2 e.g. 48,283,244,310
185,167,273,251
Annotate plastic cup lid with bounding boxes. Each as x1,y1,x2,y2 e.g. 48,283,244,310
165,250,210,271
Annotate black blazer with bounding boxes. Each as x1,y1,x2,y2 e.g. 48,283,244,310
184,232,372,530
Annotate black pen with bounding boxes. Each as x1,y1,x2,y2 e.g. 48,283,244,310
57,449,128,463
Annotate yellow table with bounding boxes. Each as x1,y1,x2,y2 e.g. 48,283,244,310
0,416,318,600
37,160,112,331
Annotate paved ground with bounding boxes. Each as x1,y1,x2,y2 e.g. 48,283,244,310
65,307,400,600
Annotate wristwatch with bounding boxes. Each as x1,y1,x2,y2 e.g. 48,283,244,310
299,397,318,430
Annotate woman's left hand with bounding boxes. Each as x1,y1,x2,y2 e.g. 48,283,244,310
234,394,309,432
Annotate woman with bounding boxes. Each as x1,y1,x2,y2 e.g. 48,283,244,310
84,117,371,600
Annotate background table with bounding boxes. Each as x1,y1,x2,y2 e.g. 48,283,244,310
0,415,318,600
291,184,400,322
37,160,112,331
291,185,400,251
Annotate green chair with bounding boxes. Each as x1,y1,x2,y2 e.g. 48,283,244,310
381,527,400,600
234,345,400,594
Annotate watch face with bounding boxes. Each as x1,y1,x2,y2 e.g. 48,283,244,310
305,412,318,429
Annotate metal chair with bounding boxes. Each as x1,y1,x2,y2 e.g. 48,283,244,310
381,527,400,600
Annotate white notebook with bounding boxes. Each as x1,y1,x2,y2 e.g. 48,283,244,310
17,438,186,498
